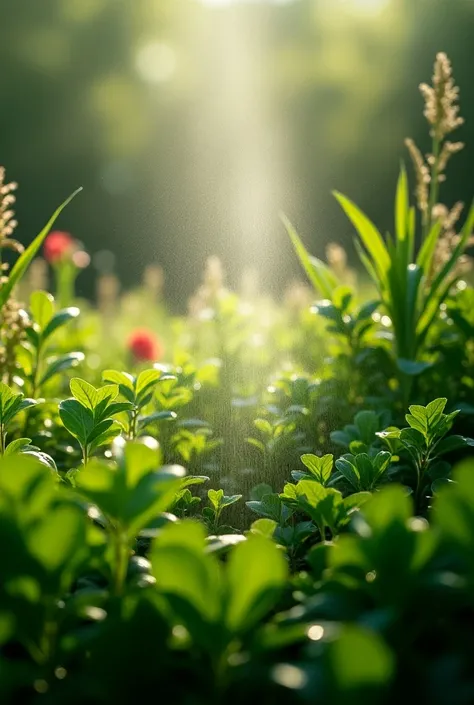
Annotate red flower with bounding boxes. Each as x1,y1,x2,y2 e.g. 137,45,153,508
43,231,76,264
127,329,164,362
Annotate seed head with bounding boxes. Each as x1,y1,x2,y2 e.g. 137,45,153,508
419,52,464,141
405,139,430,215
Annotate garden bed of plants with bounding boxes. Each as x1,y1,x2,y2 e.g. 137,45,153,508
0,53,473,704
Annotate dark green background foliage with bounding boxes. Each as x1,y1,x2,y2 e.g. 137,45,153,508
1,0,474,303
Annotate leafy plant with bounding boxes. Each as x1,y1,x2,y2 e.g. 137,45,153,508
76,442,185,594
292,453,334,485
0,188,82,308
102,368,176,439
59,378,133,464
22,290,83,396
0,381,38,455
377,397,474,506
203,488,242,534
280,479,370,539
335,450,392,492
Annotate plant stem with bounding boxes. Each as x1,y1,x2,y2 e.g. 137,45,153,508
129,408,138,440
112,529,129,596
424,136,441,240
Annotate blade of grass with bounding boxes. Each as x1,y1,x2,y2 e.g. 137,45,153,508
416,219,443,273
281,213,338,299
419,201,474,329
333,191,390,283
0,187,83,308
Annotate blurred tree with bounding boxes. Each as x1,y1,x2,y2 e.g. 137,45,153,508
0,0,472,305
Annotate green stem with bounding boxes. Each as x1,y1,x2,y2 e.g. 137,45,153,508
112,529,129,597
55,262,77,309
424,136,441,240
129,409,138,440
0,425,5,455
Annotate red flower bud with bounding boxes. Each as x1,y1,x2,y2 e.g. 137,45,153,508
43,231,77,264
127,329,164,362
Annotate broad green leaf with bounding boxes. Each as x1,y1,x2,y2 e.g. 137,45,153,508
138,410,177,429
28,505,85,574
88,421,122,453
39,352,85,386
4,438,33,455
151,521,222,621
42,307,80,341
397,358,433,376
2,394,38,426
136,369,162,401
102,369,134,390
300,453,333,484
221,494,242,508
335,457,360,491
225,535,287,633
70,378,117,412
434,435,474,456
362,485,412,532
30,291,54,330
0,188,82,308
328,625,394,692
249,518,277,538
124,466,185,534
70,378,99,410
123,443,162,488
354,411,379,446
208,489,224,510
59,399,94,445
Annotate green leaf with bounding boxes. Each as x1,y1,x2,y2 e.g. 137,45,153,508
334,191,390,282
335,457,360,491
59,399,94,446
220,494,242,509
39,352,85,386
225,535,287,633
136,369,162,402
395,164,409,245
397,358,433,376
354,410,379,446
249,518,277,538
208,489,224,511
281,213,338,299
417,219,443,273
102,370,135,390
435,435,474,456
300,453,333,484
4,438,33,455
151,521,222,622
328,625,394,692
30,290,54,330
42,307,80,341
0,388,38,427
0,188,82,308
28,505,85,574
138,410,177,429
70,378,118,411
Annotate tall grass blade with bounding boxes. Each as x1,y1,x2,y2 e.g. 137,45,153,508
281,213,338,299
334,191,390,282
0,187,82,309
